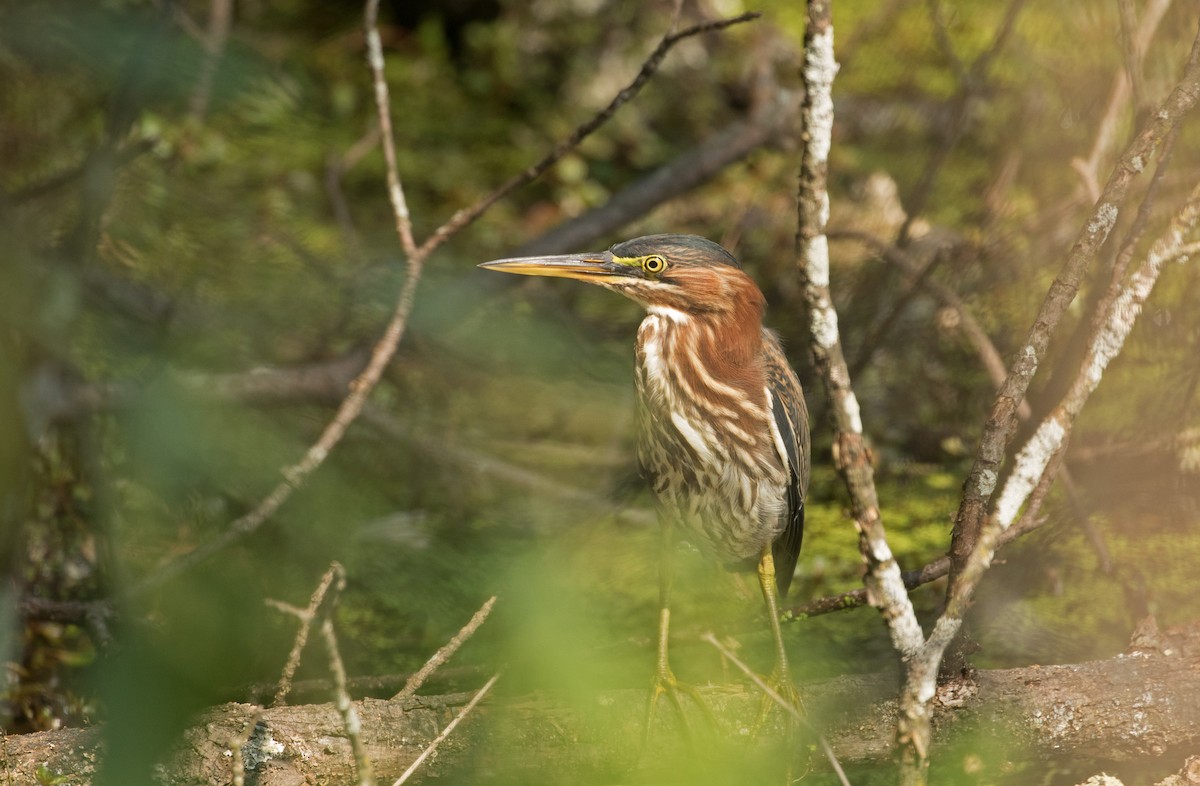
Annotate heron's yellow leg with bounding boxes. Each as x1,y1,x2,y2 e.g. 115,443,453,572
756,547,804,719
643,519,717,746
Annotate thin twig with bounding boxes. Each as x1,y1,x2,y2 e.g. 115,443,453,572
228,708,264,786
509,85,800,258
393,596,497,701
846,242,949,382
784,480,1057,621
364,0,418,259
700,633,851,786
1073,0,1173,199
128,276,425,594
272,563,342,706
702,632,794,720
125,0,436,596
391,673,500,786
242,666,483,705
413,11,762,260
316,564,375,786
786,558,949,620
1118,0,1147,115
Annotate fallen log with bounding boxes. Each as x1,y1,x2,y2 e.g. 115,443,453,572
4,622,1200,784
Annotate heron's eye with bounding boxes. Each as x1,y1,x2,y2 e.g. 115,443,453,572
643,254,667,274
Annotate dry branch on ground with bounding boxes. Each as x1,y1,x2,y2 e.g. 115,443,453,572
6,620,1200,785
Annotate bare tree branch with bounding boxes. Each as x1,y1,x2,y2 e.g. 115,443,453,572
391,673,499,786
945,26,1200,611
315,563,375,786
701,632,850,786
364,0,418,259
271,563,342,707
226,707,263,786
794,6,936,779
392,596,496,701
511,85,799,257
1043,121,1185,606
801,11,1200,786
786,558,948,620
414,10,763,261
1073,0,1173,200
786,474,1059,622
126,0,430,596
951,178,1200,624
1099,124,1182,340
796,0,924,650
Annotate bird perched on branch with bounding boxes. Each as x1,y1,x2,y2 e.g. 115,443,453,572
480,234,810,718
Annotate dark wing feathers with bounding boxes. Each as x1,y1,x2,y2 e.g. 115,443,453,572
763,330,810,597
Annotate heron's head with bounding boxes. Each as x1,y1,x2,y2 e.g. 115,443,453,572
479,234,764,317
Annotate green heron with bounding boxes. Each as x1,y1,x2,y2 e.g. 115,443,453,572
481,234,810,718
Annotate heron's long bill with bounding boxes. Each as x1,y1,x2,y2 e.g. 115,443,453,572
478,252,630,282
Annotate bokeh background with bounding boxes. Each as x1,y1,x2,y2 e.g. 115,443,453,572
2,0,1199,783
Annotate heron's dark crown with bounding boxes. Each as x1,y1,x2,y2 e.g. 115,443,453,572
611,234,742,270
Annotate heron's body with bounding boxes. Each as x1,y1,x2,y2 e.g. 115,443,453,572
637,314,787,559
636,310,808,591
480,233,810,718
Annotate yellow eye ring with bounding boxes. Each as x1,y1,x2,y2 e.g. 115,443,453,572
643,255,667,274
